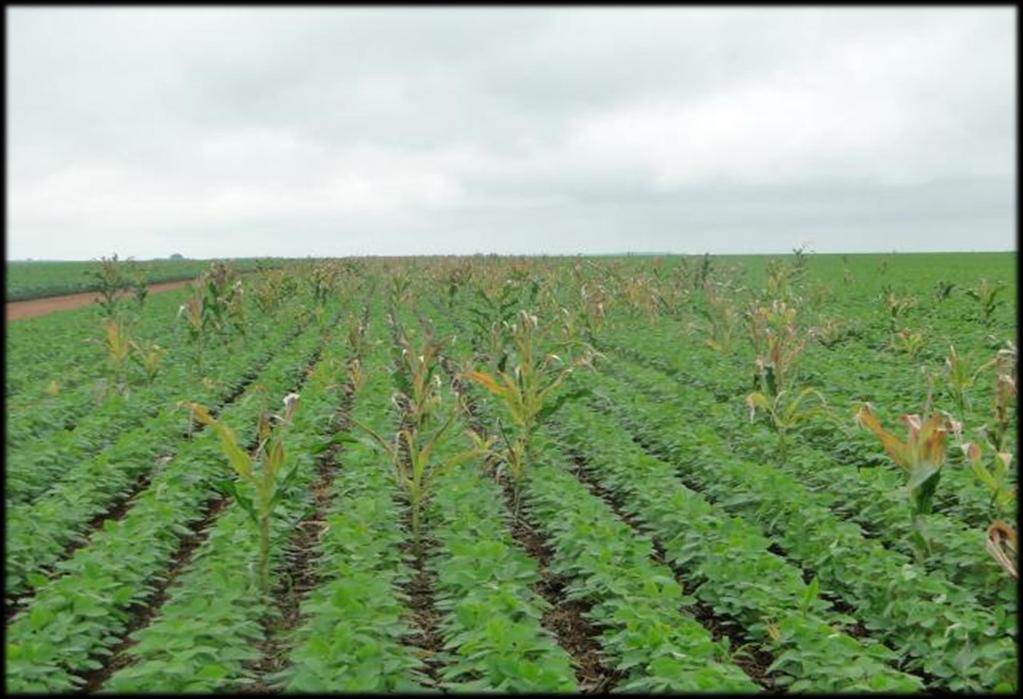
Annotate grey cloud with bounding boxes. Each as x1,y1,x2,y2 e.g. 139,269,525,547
7,7,1015,259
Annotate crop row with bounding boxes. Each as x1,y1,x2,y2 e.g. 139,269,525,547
578,367,1016,691
6,297,306,505
278,341,427,692
600,347,1015,611
436,297,761,691
5,288,189,398
424,433,578,691
101,317,357,691
4,316,314,604
550,399,924,692
385,300,580,692
4,304,344,692
600,317,1013,529
515,431,759,692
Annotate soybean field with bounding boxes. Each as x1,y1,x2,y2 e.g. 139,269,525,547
4,252,1017,693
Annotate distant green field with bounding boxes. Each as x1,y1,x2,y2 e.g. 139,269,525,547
5,258,283,301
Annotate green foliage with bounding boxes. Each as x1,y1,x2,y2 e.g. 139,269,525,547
181,389,302,596
965,278,1007,324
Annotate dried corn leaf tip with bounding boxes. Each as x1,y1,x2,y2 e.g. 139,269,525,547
986,522,1018,579
282,392,300,422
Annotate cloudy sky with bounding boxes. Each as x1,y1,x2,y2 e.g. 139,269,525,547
7,7,1016,259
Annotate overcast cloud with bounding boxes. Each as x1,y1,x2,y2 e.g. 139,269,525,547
7,7,1016,259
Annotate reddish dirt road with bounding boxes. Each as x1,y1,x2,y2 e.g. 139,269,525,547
6,279,194,322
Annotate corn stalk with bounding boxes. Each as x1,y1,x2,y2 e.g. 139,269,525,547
855,404,949,562
746,300,805,397
353,412,488,553
181,392,301,597
462,310,592,515
965,278,1007,325
129,340,165,383
944,344,995,416
746,387,829,460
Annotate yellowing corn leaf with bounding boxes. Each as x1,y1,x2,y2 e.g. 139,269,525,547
917,414,947,466
210,423,253,480
746,392,772,422
180,401,215,426
986,521,1018,579
462,371,506,396
855,404,911,469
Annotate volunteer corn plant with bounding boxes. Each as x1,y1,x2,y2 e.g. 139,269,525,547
390,323,445,430
697,282,740,353
980,342,1017,453
94,317,133,396
87,253,130,319
965,278,1007,325
198,261,245,339
178,288,207,372
809,317,851,350
764,256,802,302
890,328,925,359
126,258,150,311
855,404,950,562
354,409,485,553
130,339,166,383
253,269,288,315
462,310,591,515
180,391,301,597
944,344,995,416
445,261,473,309
879,285,917,332
877,255,891,275
578,280,608,336
746,387,830,460
227,279,247,336
934,280,956,302
960,441,1015,519
745,300,805,396
389,271,413,308
308,261,338,307
467,280,526,371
